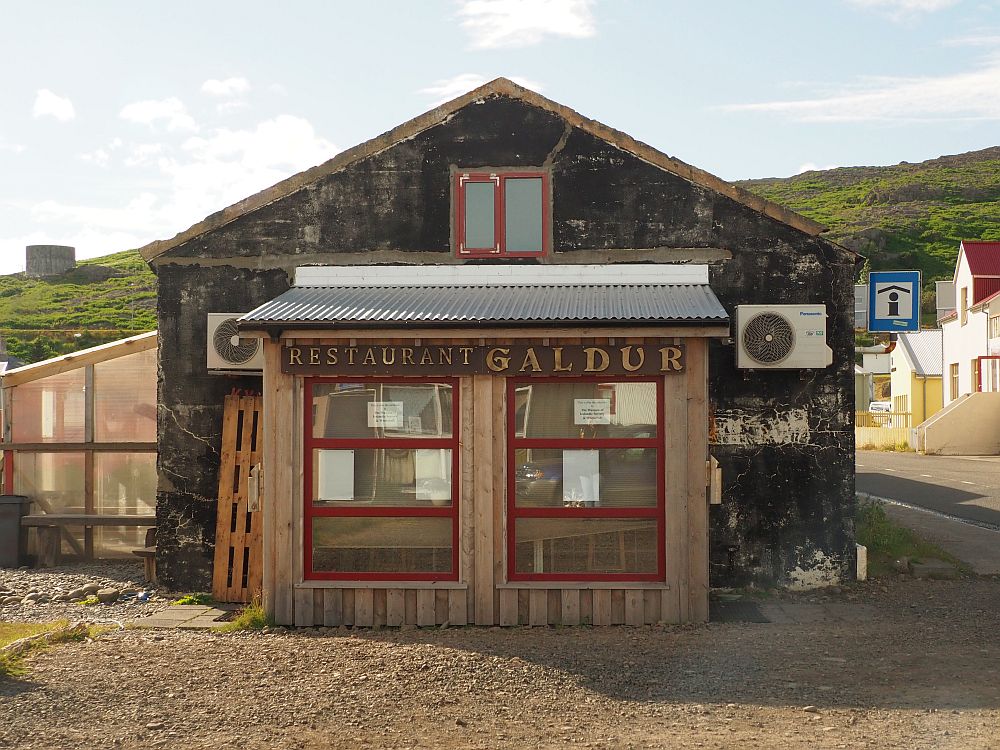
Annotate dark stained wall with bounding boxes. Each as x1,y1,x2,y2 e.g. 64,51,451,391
152,94,856,591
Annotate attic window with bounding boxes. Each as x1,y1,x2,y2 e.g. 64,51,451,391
455,171,548,257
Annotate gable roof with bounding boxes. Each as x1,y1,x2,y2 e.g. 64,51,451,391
138,77,835,264
896,329,942,377
959,241,1000,277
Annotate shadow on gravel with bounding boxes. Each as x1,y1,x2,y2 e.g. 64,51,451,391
0,675,43,698
322,579,1000,713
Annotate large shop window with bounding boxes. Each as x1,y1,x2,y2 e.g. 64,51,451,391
507,378,664,582
305,379,459,581
455,171,548,257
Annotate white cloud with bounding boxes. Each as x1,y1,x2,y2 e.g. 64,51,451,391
201,77,251,97
0,136,25,154
32,89,76,122
80,148,110,167
2,115,339,269
80,138,123,167
942,32,1000,47
124,142,165,167
847,0,959,20
119,97,197,132
721,58,1000,122
795,162,840,175
419,73,545,105
458,0,595,49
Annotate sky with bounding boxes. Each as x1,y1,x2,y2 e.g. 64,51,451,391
1,0,999,275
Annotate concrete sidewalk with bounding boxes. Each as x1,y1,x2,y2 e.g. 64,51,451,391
860,492,1000,576
132,604,236,629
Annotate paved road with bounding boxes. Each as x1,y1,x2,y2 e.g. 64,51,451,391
856,450,1000,528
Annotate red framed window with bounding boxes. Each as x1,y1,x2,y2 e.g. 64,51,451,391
507,377,665,582
455,171,549,257
304,378,459,581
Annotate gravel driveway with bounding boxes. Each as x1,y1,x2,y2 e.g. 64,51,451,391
2,575,999,750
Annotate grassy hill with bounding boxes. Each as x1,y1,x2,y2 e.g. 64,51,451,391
737,147,1000,295
0,251,156,364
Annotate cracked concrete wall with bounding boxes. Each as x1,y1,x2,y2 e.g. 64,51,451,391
152,94,855,590
155,264,289,589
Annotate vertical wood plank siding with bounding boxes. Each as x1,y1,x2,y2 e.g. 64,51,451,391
266,336,710,627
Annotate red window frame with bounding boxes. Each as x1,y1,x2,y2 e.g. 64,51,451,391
506,376,666,583
303,377,460,581
455,171,549,257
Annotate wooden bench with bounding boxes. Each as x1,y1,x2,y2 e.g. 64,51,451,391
21,514,157,568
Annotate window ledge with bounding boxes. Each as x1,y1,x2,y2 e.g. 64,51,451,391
296,581,467,590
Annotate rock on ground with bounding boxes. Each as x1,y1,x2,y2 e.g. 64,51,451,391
0,561,172,624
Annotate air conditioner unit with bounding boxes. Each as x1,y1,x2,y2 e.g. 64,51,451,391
735,305,833,369
206,313,264,372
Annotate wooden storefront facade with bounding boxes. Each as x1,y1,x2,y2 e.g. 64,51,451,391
258,325,722,627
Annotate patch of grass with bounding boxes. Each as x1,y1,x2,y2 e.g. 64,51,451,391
78,595,100,606
216,597,272,633
0,622,54,648
857,442,913,452
856,501,963,577
170,593,214,606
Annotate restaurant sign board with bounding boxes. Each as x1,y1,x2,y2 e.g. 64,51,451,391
283,343,684,376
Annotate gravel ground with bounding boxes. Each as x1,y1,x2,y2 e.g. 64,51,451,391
0,561,172,624
2,575,999,750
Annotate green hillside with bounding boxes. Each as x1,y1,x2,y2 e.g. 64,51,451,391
0,250,156,364
737,146,1000,294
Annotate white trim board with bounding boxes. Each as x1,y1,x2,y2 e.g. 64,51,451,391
294,263,709,287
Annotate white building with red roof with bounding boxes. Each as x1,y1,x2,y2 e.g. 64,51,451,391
940,240,1000,404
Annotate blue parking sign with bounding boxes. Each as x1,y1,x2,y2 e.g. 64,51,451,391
868,271,920,332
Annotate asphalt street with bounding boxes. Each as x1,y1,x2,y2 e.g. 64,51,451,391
856,450,1000,528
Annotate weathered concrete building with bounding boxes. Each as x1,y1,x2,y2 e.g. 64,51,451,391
139,79,857,613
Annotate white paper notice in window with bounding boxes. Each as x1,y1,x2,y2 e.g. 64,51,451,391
317,450,354,502
367,401,404,429
563,449,600,506
574,398,611,425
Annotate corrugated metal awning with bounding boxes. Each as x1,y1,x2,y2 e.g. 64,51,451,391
239,284,729,330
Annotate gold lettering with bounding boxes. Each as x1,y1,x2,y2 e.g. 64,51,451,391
438,347,452,365
659,346,683,371
520,347,542,373
288,347,303,366
346,348,357,365
362,348,376,366
308,347,320,366
553,346,573,372
584,347,610,373
486,347,510,372
401,347,415,366
621,345,645,372
381,347,395,366
458,346,474,365
419,348,434,365
325,347,338,365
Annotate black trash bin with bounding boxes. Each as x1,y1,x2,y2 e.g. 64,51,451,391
0,495,31,567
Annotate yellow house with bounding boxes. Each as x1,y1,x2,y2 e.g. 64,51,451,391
890,330,943,423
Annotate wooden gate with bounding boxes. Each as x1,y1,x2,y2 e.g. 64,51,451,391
212,394,264,602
